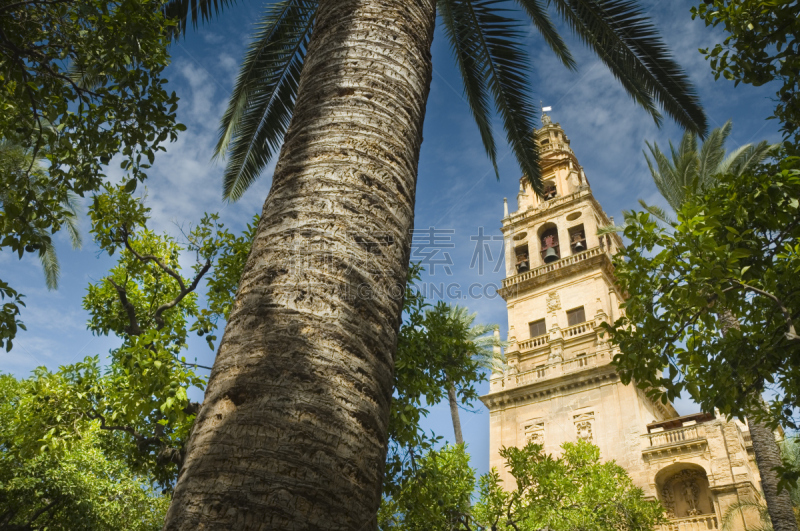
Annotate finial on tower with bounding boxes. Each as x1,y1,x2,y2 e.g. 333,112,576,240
503,198,509,218
542,105,552,126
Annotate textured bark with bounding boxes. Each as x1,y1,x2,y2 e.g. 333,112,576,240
720,310,797,531
719,308,797,531
447,382,464,446
748,415,798,531
163,1,437,529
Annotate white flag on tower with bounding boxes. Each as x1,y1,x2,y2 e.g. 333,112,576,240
542,106,552,112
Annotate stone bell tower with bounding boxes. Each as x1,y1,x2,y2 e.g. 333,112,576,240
481,115,763,531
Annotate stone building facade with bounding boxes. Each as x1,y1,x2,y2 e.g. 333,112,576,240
480,115,765,531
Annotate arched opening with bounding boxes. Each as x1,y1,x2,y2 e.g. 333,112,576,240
538,223,560,263
655,463,715,519
543,180,557,200
568,224,586,254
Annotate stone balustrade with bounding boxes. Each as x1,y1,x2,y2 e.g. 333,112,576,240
514,353,597,386
563,321,592,338
644,425,703,448
517,334,549,352
660,515,718,531
502,247,605,289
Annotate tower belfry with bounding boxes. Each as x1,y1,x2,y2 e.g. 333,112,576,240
481,115,764,531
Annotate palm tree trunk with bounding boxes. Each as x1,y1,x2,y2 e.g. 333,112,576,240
719,310,797,531
447,380,464,446
747,415,797,531
163,1,437,529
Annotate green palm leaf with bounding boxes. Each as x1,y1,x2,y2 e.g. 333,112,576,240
636,199,674,226
214,0,316,201
551,0,707,136
439,0,500,179
697,120,731,183
440,0,541,193
513,0,577,71
722,140,778,178
644,139,684,211
163,0,237,37
38,239,60,291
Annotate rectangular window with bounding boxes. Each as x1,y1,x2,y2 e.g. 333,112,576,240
529,318,546,338
567,307,585,326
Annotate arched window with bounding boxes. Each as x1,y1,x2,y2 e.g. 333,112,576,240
540,227,560,263
543,182,557,200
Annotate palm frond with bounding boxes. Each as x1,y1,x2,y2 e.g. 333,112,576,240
721,500,772,531
445,304,507,372
596,223,626,236
513,0,576,70
444,0,541,193
38,240,60,291
644,141,683,211
725,141,778,178
697,120,731,183
63,191,83,250
637,199,674,226
215,0,316,201
163,0,237,37
673,131,699,194
550,0,707,136
439,0,500,178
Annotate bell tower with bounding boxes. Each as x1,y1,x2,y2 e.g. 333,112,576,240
482,113,677,489
481,115,766,531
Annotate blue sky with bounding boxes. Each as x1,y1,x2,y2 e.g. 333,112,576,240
0,0,782,478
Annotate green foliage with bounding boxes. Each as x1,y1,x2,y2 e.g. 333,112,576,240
381,440,665,531
0,0,185,348
608,158,800,434
0,0,181,194
643,120,777,215
7,185,256,488
380,444,476,531
0,140,83,290
0,374,169,530
385,267,486,495
215,0,706,200
692,0,800,143
0,280,25,353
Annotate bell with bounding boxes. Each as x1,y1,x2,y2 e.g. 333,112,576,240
543,247,559,263
573,239,585,251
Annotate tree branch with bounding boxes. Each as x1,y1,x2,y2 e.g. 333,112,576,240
730,280,799,340
106,278,142,336
88,409,158,446
121,233,186,292
24,497,62,529
153,259,211,329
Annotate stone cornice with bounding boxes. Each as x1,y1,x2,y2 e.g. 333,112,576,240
480,363,619,409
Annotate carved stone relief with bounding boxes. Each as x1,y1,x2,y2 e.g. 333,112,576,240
661,485,676,517
573,412,594,443
524,421,545,445
546,291,561,313
660,468,713,518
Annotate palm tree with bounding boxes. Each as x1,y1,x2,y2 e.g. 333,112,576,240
722,499,773,531
606,122,793,531
640,120,776,222
163,1,708,528
429,304,505,445
0,140,81,290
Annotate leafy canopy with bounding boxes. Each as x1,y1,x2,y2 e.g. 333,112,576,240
0,0,186,349
607,158,800,440
691,0,800,144
380,440,665,531
0,373,169,531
